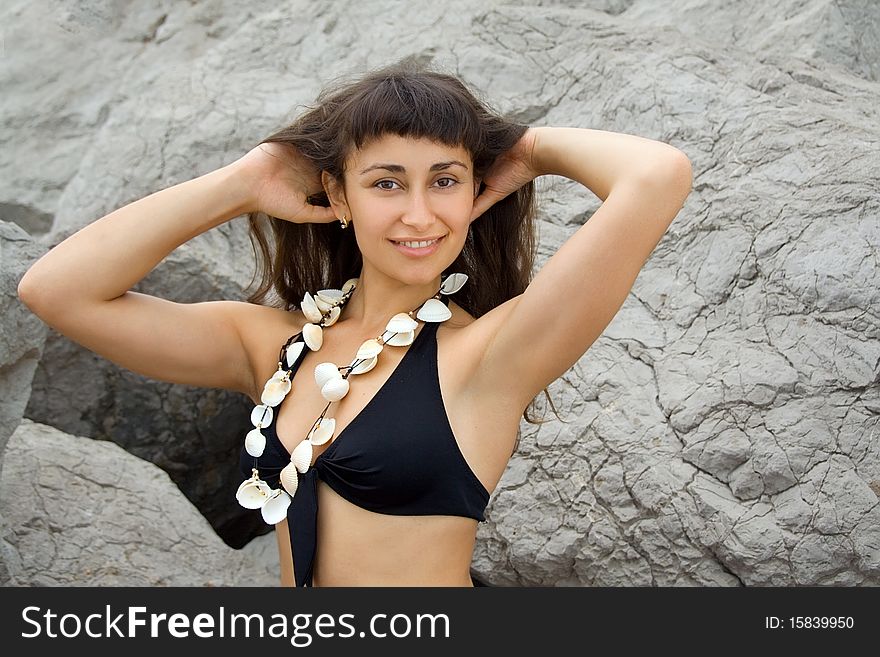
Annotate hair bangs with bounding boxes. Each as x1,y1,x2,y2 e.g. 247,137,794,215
344,74,483,158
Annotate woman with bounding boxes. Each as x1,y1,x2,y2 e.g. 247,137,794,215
17,59,692,587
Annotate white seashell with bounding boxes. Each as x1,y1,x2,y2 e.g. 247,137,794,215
323,306,341,327
314,295,333,313
384,330,415,346
350,355,377,374
342,278,358,295
385,312,419,333
279,462,299,496
250,404,273,428
244,428,267,457
292,439,314,473
440,272,468,295
303,323,323,350
261,377,291,407
285,340,305,368
356,338,384,360
321,376,350,402
261,488,291,524
235,476,256,499
236,477,273,509
308,418,336,446
301,291,323,323
314,362,341,389
416,297,452,322
317,288,344,304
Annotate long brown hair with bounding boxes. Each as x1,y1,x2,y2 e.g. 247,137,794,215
243,56,563,444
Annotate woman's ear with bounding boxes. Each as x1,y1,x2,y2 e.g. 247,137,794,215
322,170,348,214
473,177,482,197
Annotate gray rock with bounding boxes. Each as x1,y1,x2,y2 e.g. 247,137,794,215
624,0,880,83
0,221,48,472
0,419,278,586
1,0,877,586
23,331,267,546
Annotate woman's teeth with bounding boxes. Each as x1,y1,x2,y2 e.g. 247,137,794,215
395,239,439,248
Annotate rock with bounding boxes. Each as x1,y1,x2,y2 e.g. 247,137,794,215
0,419,277,586
0,221,48,473
24,333,266,547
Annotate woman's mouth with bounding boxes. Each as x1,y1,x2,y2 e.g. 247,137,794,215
388,235,446,257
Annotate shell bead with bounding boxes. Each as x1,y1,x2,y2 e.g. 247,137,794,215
440,272,468,295
384,330,415,346
292,439,314,473
285,341,305,368
321,376,350,402
416,297,452,322
314,295,333,313
341,278,358,295
350,355,378,374
314,362,341,389
244,428,267,457
317,288,344,304
303,323,323,350
236,477,273,509
356,338,384,360
323,306,342,327
261,488,291,524
308,418,336,446
261,376,291,407
279,462,299,496
250,404,273,428
385,312,419,333
301,292,323,323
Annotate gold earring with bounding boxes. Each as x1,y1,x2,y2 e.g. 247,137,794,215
339,214,348,229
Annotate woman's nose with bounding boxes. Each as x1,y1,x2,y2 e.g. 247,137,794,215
400,188,436,226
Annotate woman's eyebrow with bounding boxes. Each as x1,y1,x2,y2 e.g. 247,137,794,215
358,160,469,175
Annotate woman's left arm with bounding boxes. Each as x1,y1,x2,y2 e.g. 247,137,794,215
470,126,692,408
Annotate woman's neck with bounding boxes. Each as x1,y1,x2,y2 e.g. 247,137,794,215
340,266,441,335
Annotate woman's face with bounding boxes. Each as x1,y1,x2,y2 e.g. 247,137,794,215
323,133,480,285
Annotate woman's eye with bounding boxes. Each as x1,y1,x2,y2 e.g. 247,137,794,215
374,178,459,190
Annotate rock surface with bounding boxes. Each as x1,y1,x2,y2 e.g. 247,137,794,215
0,221,48,472
1,0,877,585
0,419,279,586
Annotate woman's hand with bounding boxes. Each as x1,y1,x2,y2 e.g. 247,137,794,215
230,142,337,224
470,127,543,223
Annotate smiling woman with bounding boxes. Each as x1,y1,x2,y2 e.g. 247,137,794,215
324,135,476,273
17,55,690,589
234,58,565,586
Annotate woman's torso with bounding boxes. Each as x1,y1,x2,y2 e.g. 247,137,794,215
242,300,522,586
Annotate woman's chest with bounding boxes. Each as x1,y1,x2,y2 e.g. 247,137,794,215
252,317,521,498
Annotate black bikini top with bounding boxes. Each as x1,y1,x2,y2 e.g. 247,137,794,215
238,297,490,586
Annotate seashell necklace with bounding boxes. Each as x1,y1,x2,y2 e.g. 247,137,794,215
235,271,469,525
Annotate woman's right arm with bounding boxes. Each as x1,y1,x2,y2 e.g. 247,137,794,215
17,162,266,400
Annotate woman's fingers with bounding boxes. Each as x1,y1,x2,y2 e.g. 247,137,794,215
299,202,338,223
470,185,511,223
471,189,499,222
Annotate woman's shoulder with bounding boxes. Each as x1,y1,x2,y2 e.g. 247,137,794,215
233,302,307,403
236,302,307,343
